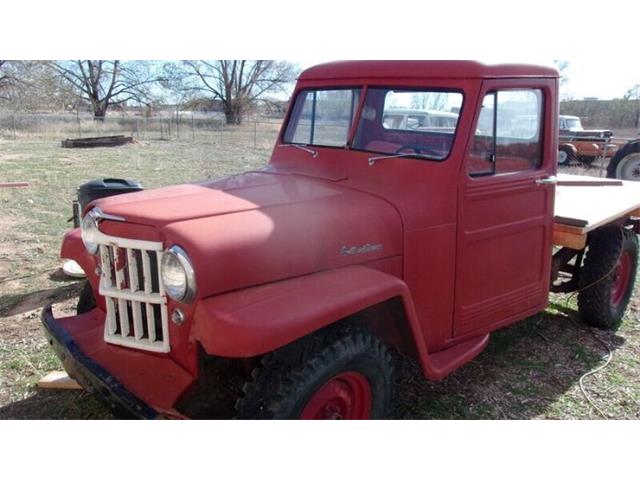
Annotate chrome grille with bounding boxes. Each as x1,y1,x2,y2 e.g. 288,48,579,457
97,235,169,353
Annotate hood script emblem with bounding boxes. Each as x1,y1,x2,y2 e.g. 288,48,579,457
340,243,383,257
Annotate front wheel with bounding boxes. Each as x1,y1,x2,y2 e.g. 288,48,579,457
558,147,574,165
578,227,638,329
236,324,394,419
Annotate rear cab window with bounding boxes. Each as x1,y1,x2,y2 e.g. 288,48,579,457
353,89,463,161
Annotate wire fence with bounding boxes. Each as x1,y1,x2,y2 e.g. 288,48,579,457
0,112,284,149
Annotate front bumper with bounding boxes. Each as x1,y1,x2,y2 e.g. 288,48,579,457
42,305,158,418
41,305,193,419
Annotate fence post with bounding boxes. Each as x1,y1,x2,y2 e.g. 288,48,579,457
254,120,257,148
191,113,195,141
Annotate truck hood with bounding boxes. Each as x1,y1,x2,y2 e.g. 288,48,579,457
96,171,326,227
96,171,403,297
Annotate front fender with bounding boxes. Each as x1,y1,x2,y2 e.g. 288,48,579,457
560,142,578,156
192,265,430,360
61,228,97,287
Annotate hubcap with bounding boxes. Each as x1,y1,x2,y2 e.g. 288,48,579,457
300,372,372,420
611,251,632,308
558,150,568,164
617,154,640,181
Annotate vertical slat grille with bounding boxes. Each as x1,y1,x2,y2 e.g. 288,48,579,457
98,236,169,353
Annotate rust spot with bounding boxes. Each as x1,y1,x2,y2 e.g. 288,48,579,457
113,247,129,289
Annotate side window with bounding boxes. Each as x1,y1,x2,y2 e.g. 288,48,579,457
469,89,543,176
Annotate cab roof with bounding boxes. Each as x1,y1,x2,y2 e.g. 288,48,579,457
299,61,558,81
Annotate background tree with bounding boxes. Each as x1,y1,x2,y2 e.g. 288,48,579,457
0,61,77,111
554,60,572,101
0,61,19,100
553,60,570,85
624,84,640,128
51,61,161,120
165,60,298,125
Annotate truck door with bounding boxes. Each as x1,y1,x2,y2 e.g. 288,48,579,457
453,79,557,337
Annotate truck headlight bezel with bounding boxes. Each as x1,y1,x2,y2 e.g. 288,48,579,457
161,245,197,303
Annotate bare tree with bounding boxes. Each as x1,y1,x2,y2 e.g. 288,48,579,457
0,60,7,84
553,60,570,85
0,60,17,100
165,60,298,125
51,61,161,120
624,84,640,128
0,61,77,110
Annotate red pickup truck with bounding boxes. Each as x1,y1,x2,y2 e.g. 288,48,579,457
42,61,640,419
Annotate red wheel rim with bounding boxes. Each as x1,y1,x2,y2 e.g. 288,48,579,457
300,372,372,420
611,251,632,308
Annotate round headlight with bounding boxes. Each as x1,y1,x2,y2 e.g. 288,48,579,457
161,246,196,303
81,210,100,255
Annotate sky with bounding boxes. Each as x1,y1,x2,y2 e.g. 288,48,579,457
4,1,639,102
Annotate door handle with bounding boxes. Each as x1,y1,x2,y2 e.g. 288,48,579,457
535,176,557,186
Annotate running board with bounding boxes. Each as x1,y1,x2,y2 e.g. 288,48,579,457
423,334,490,381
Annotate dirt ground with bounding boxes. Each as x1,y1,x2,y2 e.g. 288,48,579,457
1,139,639,419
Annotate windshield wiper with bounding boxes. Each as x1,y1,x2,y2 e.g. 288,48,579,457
279,143,319,158
367,152,433,166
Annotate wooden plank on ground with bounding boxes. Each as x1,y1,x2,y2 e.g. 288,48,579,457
38,371,82,390
61,135,133,148
0,182,29,188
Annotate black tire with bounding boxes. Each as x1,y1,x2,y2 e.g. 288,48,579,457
236,324,394,420
77,280,97,315
606,140,640,179
558,146,575,165
578,226,638,329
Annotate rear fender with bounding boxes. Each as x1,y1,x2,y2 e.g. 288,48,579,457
192,265,432,361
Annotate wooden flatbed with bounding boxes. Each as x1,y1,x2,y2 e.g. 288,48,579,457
553,173,640,249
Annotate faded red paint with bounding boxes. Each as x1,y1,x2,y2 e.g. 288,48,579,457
51,61,562,415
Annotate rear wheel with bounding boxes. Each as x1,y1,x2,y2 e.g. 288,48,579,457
578,227,638,329
236,324,393,419
607,141,640,179
615,153,640,181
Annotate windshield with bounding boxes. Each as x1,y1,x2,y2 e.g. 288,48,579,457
282,87,463,161
565,118,583,131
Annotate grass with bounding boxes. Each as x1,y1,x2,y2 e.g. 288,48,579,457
0,130,273,419
1,134,639,419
